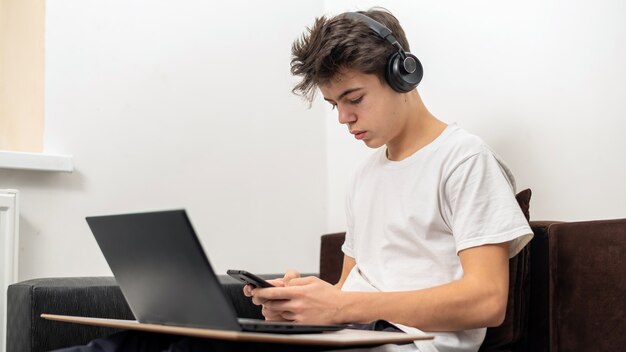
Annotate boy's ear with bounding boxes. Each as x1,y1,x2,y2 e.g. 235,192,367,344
386,51,423,93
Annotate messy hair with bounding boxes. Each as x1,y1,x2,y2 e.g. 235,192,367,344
290,8,411,102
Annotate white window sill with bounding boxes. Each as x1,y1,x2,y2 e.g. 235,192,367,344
0,151,74,172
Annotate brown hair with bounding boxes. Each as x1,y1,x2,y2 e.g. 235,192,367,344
291,8,411,102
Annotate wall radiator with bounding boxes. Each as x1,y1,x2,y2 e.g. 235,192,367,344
0,190,19,352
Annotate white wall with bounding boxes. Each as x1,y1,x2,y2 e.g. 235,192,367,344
1,0,625,281
0,0,327,280
324,0,626,232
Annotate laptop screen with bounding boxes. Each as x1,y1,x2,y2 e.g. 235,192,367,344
87,210,242,330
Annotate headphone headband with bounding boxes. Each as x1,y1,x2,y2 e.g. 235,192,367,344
344,11,423,92
345,12,404,55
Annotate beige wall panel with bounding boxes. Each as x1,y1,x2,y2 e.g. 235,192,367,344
0,0,44,152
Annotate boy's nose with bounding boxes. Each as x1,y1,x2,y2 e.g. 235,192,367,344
337,108,356,125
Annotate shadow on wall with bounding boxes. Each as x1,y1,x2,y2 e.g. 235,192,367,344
0,168,86,192
0,169,86,279
17,215,39,281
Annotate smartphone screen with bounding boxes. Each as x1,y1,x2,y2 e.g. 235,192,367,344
227,269,274,288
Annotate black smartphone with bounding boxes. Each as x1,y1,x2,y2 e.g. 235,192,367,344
227,269,274,288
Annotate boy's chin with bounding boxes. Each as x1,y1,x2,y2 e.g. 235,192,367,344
363,139,384,149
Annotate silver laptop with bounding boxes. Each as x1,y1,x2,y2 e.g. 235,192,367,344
86,209,345,334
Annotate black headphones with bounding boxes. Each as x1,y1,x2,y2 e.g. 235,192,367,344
345,12,423,93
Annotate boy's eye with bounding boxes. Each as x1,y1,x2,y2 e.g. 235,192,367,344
330,104,337,110
348,96,363,105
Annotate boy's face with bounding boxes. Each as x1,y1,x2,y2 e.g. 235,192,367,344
319,69,408,150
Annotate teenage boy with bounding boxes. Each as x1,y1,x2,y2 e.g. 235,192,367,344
54,8,532,352
245,9,533,352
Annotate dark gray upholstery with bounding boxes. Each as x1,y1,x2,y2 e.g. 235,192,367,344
7,277,131,352
6,275,265,352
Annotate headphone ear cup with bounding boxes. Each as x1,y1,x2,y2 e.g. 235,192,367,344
386,52,424,93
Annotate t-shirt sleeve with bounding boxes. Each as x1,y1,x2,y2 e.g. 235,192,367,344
443,149,533,257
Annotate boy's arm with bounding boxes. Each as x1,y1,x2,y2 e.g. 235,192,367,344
338,242,510,330
257,242,510,331
334,255,356,289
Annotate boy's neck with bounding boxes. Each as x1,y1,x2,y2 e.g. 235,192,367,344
385,91,448,161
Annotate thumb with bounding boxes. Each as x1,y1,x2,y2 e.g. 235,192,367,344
283,269,301,285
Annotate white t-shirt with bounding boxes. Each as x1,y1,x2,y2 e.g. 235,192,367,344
340,124,533,352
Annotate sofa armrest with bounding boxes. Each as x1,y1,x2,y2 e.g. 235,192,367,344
545,219,626,351
6,275,265,352
7,277,132,352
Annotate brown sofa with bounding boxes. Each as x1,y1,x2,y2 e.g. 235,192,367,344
7,219,626,351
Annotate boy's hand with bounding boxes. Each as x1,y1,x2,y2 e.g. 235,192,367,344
251,274,343,324
242,269,301,321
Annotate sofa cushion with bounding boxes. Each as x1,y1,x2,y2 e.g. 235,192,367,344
319,232,347,284
525,220,559,352
515,188,531,222
479,188,532,351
